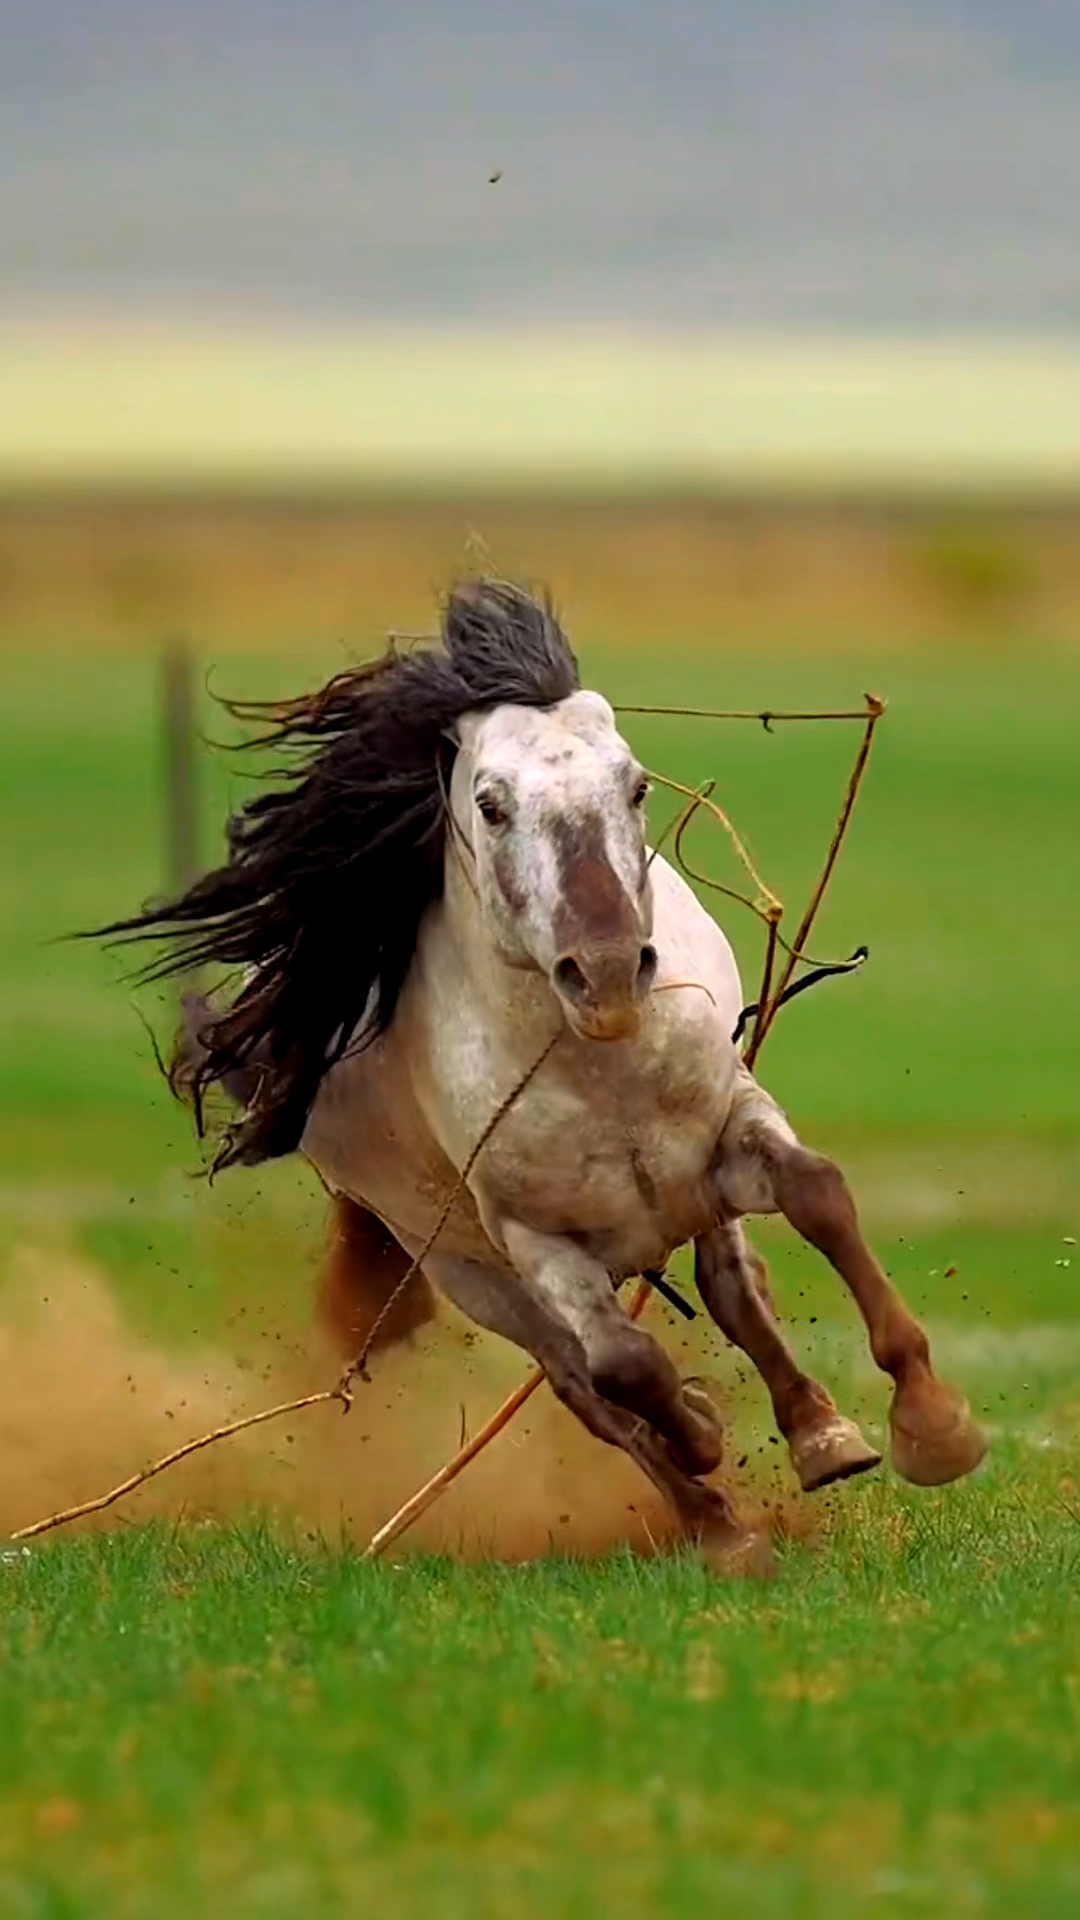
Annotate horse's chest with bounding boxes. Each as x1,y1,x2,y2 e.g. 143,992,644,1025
481,1075,726,1270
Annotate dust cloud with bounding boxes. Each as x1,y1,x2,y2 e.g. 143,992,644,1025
0,1247,816,1558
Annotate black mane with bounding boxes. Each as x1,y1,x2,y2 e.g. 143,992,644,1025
99,579,578,1169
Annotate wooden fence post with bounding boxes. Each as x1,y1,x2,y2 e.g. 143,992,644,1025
161,637,199,897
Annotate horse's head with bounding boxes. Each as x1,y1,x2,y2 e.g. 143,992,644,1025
453,691,656,1042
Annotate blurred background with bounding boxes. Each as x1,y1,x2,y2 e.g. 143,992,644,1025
1,0,1078,1541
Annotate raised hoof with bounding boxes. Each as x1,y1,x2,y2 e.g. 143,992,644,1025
889,1383,988,1487
789,1416,883,1494
699,1527,777,1580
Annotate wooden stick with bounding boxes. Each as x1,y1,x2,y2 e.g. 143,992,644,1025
362,1374,544,1559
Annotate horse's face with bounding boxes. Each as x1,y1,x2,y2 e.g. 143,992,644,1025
453,692,656,1042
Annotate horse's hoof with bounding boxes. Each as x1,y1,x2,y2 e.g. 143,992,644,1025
788,1415,883,1493
889,1382,988,1487
699,1526,777,1580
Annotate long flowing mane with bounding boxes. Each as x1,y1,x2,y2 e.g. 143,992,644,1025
99,579,578,1169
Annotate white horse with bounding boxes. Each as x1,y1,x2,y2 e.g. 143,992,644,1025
111,581,985,1569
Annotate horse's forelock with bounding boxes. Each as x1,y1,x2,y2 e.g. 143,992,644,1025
442,579,579,708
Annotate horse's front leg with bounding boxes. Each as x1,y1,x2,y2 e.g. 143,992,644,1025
494,1219,725,1479
713,1079,987,1487
424,1238,770,1573
695,1218,881,1492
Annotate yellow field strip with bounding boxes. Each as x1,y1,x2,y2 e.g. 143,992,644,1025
3,325,1080,491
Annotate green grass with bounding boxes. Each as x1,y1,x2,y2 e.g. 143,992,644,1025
2,1498,1080,1918
1,636,1079,1915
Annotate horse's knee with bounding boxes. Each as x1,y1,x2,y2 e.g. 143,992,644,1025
589,1324,675,1417
587,1322,723,1473
539,1312,724,1478
544,1343,634,1450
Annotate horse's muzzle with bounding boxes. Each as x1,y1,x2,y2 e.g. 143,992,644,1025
551,943,657,1042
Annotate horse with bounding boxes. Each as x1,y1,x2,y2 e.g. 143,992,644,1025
104,579,986,1569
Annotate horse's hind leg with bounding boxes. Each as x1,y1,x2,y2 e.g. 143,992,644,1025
496,1219,725,1479
714,1083,987,1487
319,1196,437,1358
553,1367,771,1577
425,1248,772,1576
695,1219,881,1492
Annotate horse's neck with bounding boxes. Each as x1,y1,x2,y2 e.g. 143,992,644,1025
438,831,511,990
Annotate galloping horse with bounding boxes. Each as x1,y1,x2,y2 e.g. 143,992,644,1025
107,581,985,1567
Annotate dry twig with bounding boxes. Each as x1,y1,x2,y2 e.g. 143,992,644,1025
11,1392,343,1543
615,704,875,725
745,693,884,1063
650,771,781,919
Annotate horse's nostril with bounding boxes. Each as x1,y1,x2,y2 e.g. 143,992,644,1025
554,956,589,1000
637,945,658,991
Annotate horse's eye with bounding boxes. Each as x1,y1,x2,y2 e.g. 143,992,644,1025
477,795,507,828
631,779,649,809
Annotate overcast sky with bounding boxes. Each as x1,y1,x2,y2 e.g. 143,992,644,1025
3,0,1080,329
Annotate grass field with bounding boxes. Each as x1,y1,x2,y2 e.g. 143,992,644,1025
1,624,1079,1914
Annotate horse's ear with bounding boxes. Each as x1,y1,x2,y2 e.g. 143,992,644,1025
561,689,617,735
449,712,486,754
